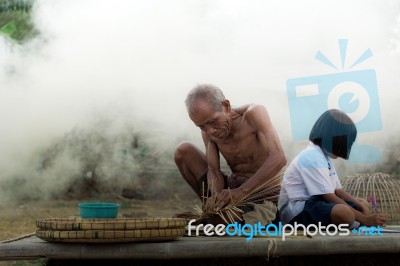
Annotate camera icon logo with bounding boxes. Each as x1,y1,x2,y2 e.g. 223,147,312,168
287,39,382,163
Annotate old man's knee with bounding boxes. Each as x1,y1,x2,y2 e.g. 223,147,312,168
174,141,196,163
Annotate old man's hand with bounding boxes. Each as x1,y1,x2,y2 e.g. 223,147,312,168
215,187,245,211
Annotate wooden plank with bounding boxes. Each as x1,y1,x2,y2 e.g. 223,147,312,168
1,235,400,261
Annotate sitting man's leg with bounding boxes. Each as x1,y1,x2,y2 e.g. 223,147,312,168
174,141,207,199
175,141,243,225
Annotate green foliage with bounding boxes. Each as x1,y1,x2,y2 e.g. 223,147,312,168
0,21,17,36
0,0,38,43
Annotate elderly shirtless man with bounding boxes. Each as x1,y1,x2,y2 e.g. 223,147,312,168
174,84,286,224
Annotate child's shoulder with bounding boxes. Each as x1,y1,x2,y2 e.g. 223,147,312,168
295,145,328,169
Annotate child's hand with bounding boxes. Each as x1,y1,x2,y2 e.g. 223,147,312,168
365,213,387,227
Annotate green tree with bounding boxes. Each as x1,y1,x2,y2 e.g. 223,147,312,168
0,0,38,43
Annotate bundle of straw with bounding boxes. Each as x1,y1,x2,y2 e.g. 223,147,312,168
195,168,285,225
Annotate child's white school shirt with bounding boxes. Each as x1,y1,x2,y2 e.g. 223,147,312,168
278,142,342,224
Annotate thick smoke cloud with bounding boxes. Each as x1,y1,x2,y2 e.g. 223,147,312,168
1,0,400,201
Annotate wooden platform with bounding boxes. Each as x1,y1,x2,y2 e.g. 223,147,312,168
1,232,400,261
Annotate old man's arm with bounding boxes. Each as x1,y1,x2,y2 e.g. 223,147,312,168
201,131,225,194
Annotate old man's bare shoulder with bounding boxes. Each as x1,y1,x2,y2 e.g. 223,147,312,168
231,103,273,139
236,103,271,125
216,104,273,175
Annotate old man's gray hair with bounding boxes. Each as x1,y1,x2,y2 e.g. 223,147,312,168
185,84,226,113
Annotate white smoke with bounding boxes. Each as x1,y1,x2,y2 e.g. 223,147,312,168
1,0,400,200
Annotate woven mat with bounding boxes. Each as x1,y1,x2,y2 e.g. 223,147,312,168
36,228,186,243
36,217,186,231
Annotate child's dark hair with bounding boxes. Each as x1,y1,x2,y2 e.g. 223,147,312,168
309,109,357,159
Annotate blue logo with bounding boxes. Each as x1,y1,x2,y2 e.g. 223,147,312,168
287,39,382,163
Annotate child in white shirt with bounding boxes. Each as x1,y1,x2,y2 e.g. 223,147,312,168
279,109,386,227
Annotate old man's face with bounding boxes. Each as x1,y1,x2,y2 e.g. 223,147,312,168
189,99,231,140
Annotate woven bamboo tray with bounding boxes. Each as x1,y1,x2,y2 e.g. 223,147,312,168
36,217,186,231
36,228,186,243
35,217,187,243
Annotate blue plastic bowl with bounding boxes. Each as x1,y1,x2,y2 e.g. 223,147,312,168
78,202,120,218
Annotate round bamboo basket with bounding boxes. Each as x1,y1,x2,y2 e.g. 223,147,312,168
341,173,400,225
36,217,186,231
35,217,187,243
36,228,186,243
